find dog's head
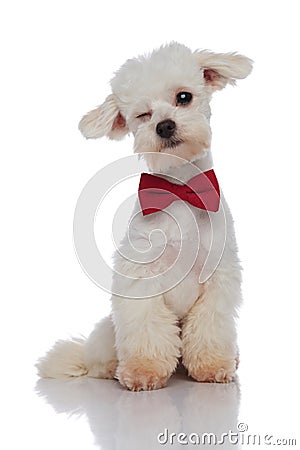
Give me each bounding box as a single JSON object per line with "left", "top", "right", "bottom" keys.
{"left": 79, "top": 43, "right": 252, "bottom": 171}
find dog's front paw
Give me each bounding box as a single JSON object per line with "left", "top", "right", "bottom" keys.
{"left": 117, "top": 358, "right": 171, "bottom": 391}
{"left": 186, "top": 358, "right": 237, "bottom": 383}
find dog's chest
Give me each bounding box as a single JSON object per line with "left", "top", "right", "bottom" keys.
{"left": 131, "top": 201, "right": 214, "bottom": 318}
{"left": 163, "top": 261, "right": 205, "bottom": 318}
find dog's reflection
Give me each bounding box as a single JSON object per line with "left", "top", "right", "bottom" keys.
{"left": 36, "top": 373, "right": 240, "bottom": 450}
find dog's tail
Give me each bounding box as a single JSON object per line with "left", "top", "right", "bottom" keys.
{"left": 36, "top": 337, "right": 88, "bottom": 378}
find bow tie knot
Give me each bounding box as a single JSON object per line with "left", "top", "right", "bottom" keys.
{"left": 138, "top": 169, "right": 220, "bottom": 216}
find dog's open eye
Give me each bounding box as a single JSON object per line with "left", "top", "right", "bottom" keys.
{"left": 136, "top": 112, "right": 152, "bottom": 121}
{"left": 176, "top": 92, "right": 193, "bottom": 106}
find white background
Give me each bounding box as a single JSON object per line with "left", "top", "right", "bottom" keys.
{"left": 1, "top": 1, "right": 299, "bottom": 449}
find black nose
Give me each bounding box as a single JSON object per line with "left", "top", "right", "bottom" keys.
{"left": 156, "top": 119, "right": 176, "bottom": 139}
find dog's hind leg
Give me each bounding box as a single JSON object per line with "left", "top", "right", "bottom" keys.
{"left": 83, "top": 315, "right": 118, "bottom": 379}
{"left": 36, "top": 315, "right": 117, "bottom": 379}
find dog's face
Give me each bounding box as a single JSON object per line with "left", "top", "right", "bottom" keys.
{"left": 79, "top": 43, "right": 252, "bottom": 171}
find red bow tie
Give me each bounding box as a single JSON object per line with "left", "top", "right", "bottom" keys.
{"left": 138, "top": 169, "right": 220, "bottom": 216}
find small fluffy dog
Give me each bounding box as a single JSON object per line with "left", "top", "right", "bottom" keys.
{"left": 37, "top": 43, "right": 252, "bottom": 391}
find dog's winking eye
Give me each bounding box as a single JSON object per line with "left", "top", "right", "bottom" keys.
{"left": 176, "top": 92, "right": 193, "bottom": 106}
{"left": 136, "top": 112, "right": 152, "bottom": 121}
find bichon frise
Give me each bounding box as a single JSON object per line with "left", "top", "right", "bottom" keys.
{"left": 37, "top": 43, "right": 252, "bottom": 391}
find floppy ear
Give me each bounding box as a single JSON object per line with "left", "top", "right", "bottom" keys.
{"left": 195, "top": 50, "right": 253, "bottom": 91}
{"left": 78, "top": 93, "right": 129, "bottom": 140}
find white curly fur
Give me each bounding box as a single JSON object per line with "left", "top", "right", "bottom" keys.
{"left": 37, "top": 42, "right": 252, "bottom": 391}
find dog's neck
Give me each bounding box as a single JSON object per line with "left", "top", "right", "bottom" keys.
{"left": 154, "top": 149, "right": 213, "bottom": 185}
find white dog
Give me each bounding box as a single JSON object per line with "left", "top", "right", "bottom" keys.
{"left": 37, "top": 43, "right": 252, "bottom": 391}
